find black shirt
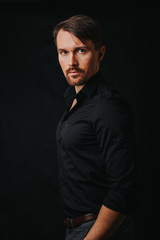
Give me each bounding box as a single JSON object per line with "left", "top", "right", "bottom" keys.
{"left": 56, "top": 72, "right": 137, "bottom": 218}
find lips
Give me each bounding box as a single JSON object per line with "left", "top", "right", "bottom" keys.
{"left": 68, "top": 71, "right": 80, "bottom": 76}
{"left": 67, "top": 68, "right": 84, "bottom": 74}
{"left": 69, "top": 71, "right": 78, "bottom": 73}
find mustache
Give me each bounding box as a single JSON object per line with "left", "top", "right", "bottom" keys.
{"left": 66, "top": 67, "right": 84, "bottom": 74}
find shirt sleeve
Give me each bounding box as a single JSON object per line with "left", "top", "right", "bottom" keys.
{"left": 91, "top": 95, "right": 137, "bottom": 214}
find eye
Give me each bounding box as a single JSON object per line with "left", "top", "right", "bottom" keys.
{"left": 59, "top": 50, "right": 67, "bottom": 55}
{"left": 78, "top": 48, "right": 86, "bottom": 54}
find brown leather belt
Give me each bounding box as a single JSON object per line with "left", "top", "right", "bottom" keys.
{"left": 64, "top": 213, "right": 98, "bottom": 229}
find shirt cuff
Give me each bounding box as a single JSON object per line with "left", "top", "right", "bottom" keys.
{"left": 103, "top": 188, "right": 138, "bottom": 214}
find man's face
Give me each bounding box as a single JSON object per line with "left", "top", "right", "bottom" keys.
{"left": 56, "top": 29, "right": 105, "bottom": 92}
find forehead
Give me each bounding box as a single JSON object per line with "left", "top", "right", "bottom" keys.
{"left": 56, "top": 29, "right": 94, "bottom": 50}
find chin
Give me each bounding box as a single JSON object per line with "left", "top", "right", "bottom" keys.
{"left": 67, "top": 76, "right": 86, "bottom": 86}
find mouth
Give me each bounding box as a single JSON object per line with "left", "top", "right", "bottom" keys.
{"left": 68, "top": 71, "right": 80, "bottom": 76}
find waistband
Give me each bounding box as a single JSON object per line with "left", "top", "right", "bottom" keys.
{"left": 64, "top": 213, "right": 98, "bottom": 229}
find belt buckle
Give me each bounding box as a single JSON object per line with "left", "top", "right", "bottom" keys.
{"left": 70, "top": 218, "right": 74, "bottom": 229}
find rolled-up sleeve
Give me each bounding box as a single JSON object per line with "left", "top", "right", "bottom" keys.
{"left": 92, "top": 96, "right": 137, "bottom": 214}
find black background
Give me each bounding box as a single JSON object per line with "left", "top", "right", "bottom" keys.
{"left": 0, "top": 2, "right": 158, "bottom": 239}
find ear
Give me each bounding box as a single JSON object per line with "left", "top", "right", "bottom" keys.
{"left": 98, "top": 45, "right": 106, "bottom": 62}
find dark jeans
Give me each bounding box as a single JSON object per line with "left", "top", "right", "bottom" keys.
{"left": 65, "top": 216, "right": 135, "bottom": 240}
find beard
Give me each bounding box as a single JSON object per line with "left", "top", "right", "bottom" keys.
{"left": 66, "top": 75, "right": 87, "bottom": 86}
{"left": 65, "top": 67, "right": 88, "bottom": 86}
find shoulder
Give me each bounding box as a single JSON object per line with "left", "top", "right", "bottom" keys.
{"left": 91, "top": 80, "right": 133, "bottom": 128}
{"left": 94, "top": 79, "right": 130, "bottom": 114}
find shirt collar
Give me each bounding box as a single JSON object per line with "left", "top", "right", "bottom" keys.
{"left": 64, "top": 71, "right": 104, "bottom": 109}
{"left": 80, "top": 71, "right": 104, "bottom": 98}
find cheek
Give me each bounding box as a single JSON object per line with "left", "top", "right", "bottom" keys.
{"left": 81, "top": 55, "right": 98, "bottom": 71}
{"left": 80, "top": 56, "right": 93, "bottom": 69}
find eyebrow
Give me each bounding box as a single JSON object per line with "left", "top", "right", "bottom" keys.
{"left": 58, "top": 46, "right": 90, "bottom": 52}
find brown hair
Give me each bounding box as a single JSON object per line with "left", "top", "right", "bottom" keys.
{"left": 53, "top": 15, "right": 104, "bottom": 50}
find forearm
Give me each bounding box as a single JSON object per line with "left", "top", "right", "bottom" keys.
{"left": 84, "top": 205, "right": 126, "bottom": 240}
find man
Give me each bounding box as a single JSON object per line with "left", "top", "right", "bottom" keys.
{"left": 53, "top": 15, "right": 137, "bottom": 240}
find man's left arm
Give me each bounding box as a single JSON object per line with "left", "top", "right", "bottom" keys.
{"left": 86, "top": 97, "right": 137, "bottom": 239}
{"left": 84, "top": 204, "right": 126, "bottom": 240}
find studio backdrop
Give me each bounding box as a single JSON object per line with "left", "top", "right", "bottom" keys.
{"left": 0, "top": 4, "right": 156, "bottom": 240}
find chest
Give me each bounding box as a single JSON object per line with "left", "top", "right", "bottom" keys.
{"left": 56, "top": 102, "right": 97, "bottom": 150}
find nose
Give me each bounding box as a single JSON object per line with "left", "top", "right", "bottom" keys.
{"left": 68, "top": 53, "right": 78, "bottom": 66}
